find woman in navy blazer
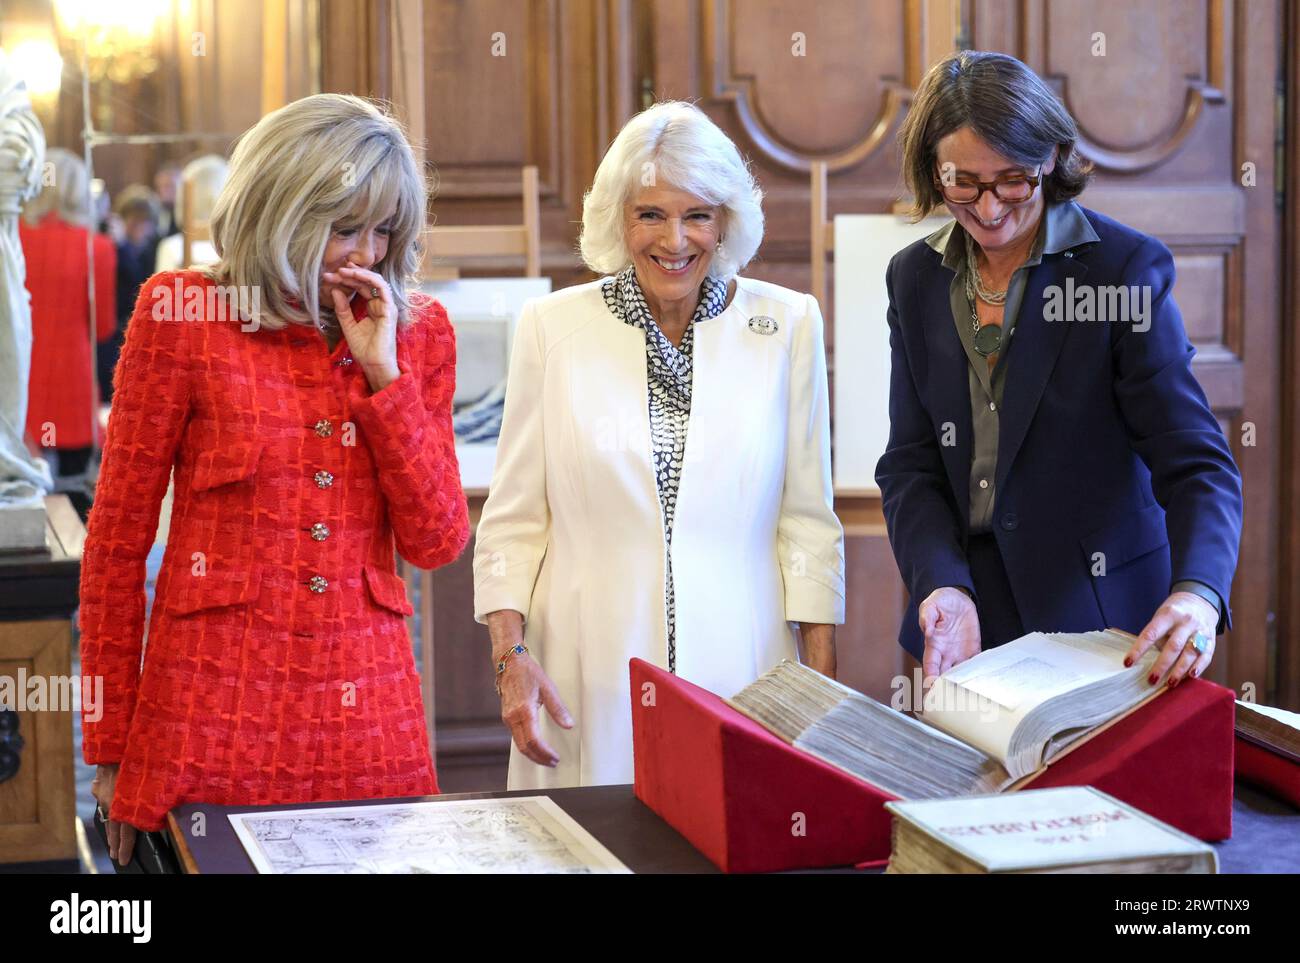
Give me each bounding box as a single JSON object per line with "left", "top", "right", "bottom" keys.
{"left": 875, "top": 51, "right": 1242, "bottom": 692}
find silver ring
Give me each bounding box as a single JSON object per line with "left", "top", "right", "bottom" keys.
{"left": 1191, "top": 632, "right": 1211, "bottom": 654}
{"left": 370, "top": 286, "right": 380, "bottom": 298}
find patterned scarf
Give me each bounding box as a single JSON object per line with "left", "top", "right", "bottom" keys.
{"left": 601, "top": 265, "right": 728, "bottom": 673}
{"left": 602, "top": 265, "right": 726, "bottom": 413}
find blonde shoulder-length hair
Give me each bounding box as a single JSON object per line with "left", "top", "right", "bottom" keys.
{"left": 208, "top": 93, "right": 427, "bottom": 330}
{"left": 579, "top": 101, "right": 764, "bottom": 280}
{"left": 22, "top": 148, "right": 90, "bottom": 228}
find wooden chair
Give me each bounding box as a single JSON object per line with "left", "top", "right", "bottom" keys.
{"left": 422, "top": 165, "right": 541, "bottom": 279}
{"left": 811, "top": 162, "right": 917, "bottom": 312}
{"left": 810, "top": 160, "right": 834, "bottom": 315}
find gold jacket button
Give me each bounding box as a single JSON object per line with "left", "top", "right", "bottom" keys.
{"left": 313, "top": 419, "right": 333, "bottom": 438}
{"left": 308, "top": 575, "right": 328, "bottom": 593}
{"left": 314, "top": 470, "right": 334, "bottom": 489}
{"left": 310, "top": 522, "right": 330, "bottom": 541}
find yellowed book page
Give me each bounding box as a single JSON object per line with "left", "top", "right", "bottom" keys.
{"left": 921, "top": 630, "right": 1140, "bottom": 765}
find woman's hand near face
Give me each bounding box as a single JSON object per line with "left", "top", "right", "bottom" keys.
{"left": 918, "top": 586, "right": 982, "bottom": 690}
{"left": 91, "top": 763, "right": 140, "bottom": 867}
{"left": 486, "top": 610, "right": 574, "bottom": 767}
{"left": 323, "top": 264, "right": 399, "bottom": 391}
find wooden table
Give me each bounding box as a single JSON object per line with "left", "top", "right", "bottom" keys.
{"left": 167, "top": 780, "right": 1300, "bottom": 874}
{"left": 168, "top": 785, "right": 720, "bottom": 874}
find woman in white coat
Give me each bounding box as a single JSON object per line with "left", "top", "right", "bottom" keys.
{"left": 473, "top": 101, "right": 845, "bottom": 790}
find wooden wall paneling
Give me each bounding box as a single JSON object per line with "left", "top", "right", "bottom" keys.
{"left": 1277, "top": 0, "right": 1300, "bottom": 711}
{"left": 1218, "top": 0, "right": 1280, "bottom": 704}
{"left": 210, "top": 0, "right": 270, "bottom": 142}
{"left": 321, "top": 0, "right": 390, "bottom": 100}
{"left": 262, "top": 0, "right": 321, "bottom": 115}
{"left": 698, "top": 0, "right": 911, "bottom": 174}
{"left": 176, "top": 0, "right": 214, "bottom": 141}
{"left": 291, "top": 0, "right": 323, "bottom": 104}
{"left": 389, "top": 0, "right": 426, "bottom": 172}
{"left": 597, "top": 0, "right": 639, "bottom": 145}
{"left": 650, "top": 0, "right": 945, "bottom": 301}
{"left": 418, "top": 0, "right": 634, "bottom": 289}
{"left": 262, "top": 0, "right": 291, "bottom": 114}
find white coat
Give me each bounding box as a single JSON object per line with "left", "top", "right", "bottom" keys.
{"left": 472, "top": 276, "right": 845, "bottom": 789}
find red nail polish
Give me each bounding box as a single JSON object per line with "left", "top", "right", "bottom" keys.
{"left": 1123, "top": 657, "right": 1132, "bottom": 667}
{"left": 1148, "top": 673, "right": 1157, "bottom": 685}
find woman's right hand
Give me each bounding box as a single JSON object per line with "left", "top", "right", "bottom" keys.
{"left": 497, "top": 651, "right": 575, "bottom": 767}
{"left": 918, "top": 586, "right": 982, "bottom": 692}
{"left": 486, "top": 610, "right": 574, "bottom": 767}
{"left": 90, "top": 763, "right": 138, "bottom": 867}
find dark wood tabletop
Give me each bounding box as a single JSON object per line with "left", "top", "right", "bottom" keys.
{"left": 0, "top": 494, "right": 84, "bottom": 619}
{"left": 167, "top": 784, "right": 721, "bottom": 874}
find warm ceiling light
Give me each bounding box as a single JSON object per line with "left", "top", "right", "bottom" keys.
{"left": 7, "top": 39, "right": 64, "bottom": 97}
{"left": 51, "top": 0, "right": 170, "bottom": 85}
{"left": 52, "top": 1, "right": 171, "bottom": 42}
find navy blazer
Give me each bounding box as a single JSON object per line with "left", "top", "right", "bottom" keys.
{"left": 875, "top": 206, "right": 1243, "bottom": 661}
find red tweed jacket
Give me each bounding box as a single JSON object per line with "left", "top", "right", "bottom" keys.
{"left": 79, "top": 270, "right": 469, "bottom": 830}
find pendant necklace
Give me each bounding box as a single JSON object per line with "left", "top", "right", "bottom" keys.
{"left": 964, "top": 231, "right": 1008, "bottom": 358}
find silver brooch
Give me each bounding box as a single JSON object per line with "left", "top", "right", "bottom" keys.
{"left": 748, "top": 315, "right": 778, "bottom": 336}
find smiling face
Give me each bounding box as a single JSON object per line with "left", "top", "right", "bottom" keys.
{"left": 319, "top": 210, "right": 393, "bottom": 308}
{"left": 625, "top": 184, "right": 722, "bottom": 311}
{"left": 934, "top": 126, "right": 1054, "bottom": 257}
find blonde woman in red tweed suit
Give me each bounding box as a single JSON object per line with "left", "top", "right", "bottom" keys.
{"left": 80, "top": 94, "right": 468, "bottom": 866}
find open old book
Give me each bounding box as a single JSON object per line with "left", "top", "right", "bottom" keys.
{"left": 727, "top": 629, "right": 1163, "bottom": 800}
{"left": 1234, "top": 699, "right": 1300, "bottom": 763}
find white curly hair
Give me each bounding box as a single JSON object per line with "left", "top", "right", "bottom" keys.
{"left": 579, "top": 101, "right": 764, "bottom": 280}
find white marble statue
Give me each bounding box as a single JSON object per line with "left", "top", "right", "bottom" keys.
{"left": 0, "top": 47, "right": 53, "bottom": 513}
{"left": 0, "top": 50, "right": 53, "bottom": 548}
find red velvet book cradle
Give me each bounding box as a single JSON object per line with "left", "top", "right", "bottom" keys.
{"left": 630, "top": 658, "right": 1235, "bottom": 873}
{"left": 1234, "top": 735, "right": 1300, "bottom": 807}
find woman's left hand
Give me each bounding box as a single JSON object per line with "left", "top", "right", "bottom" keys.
{"left": 323, "top": 264, "right": 400, "bottom": 392}
{"left": 1124, "top": 591, "right": 1219, "bottom": 688}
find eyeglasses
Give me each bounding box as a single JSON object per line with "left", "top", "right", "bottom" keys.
{"left": 934, "top": 166, "right": 1042, "bottom": 204}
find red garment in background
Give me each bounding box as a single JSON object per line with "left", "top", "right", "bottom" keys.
{"left": 20, "top": 214, "right": 117, "bottom": 450}
{"left": 79, "top": 270, "right": 469, "bottom": 830}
